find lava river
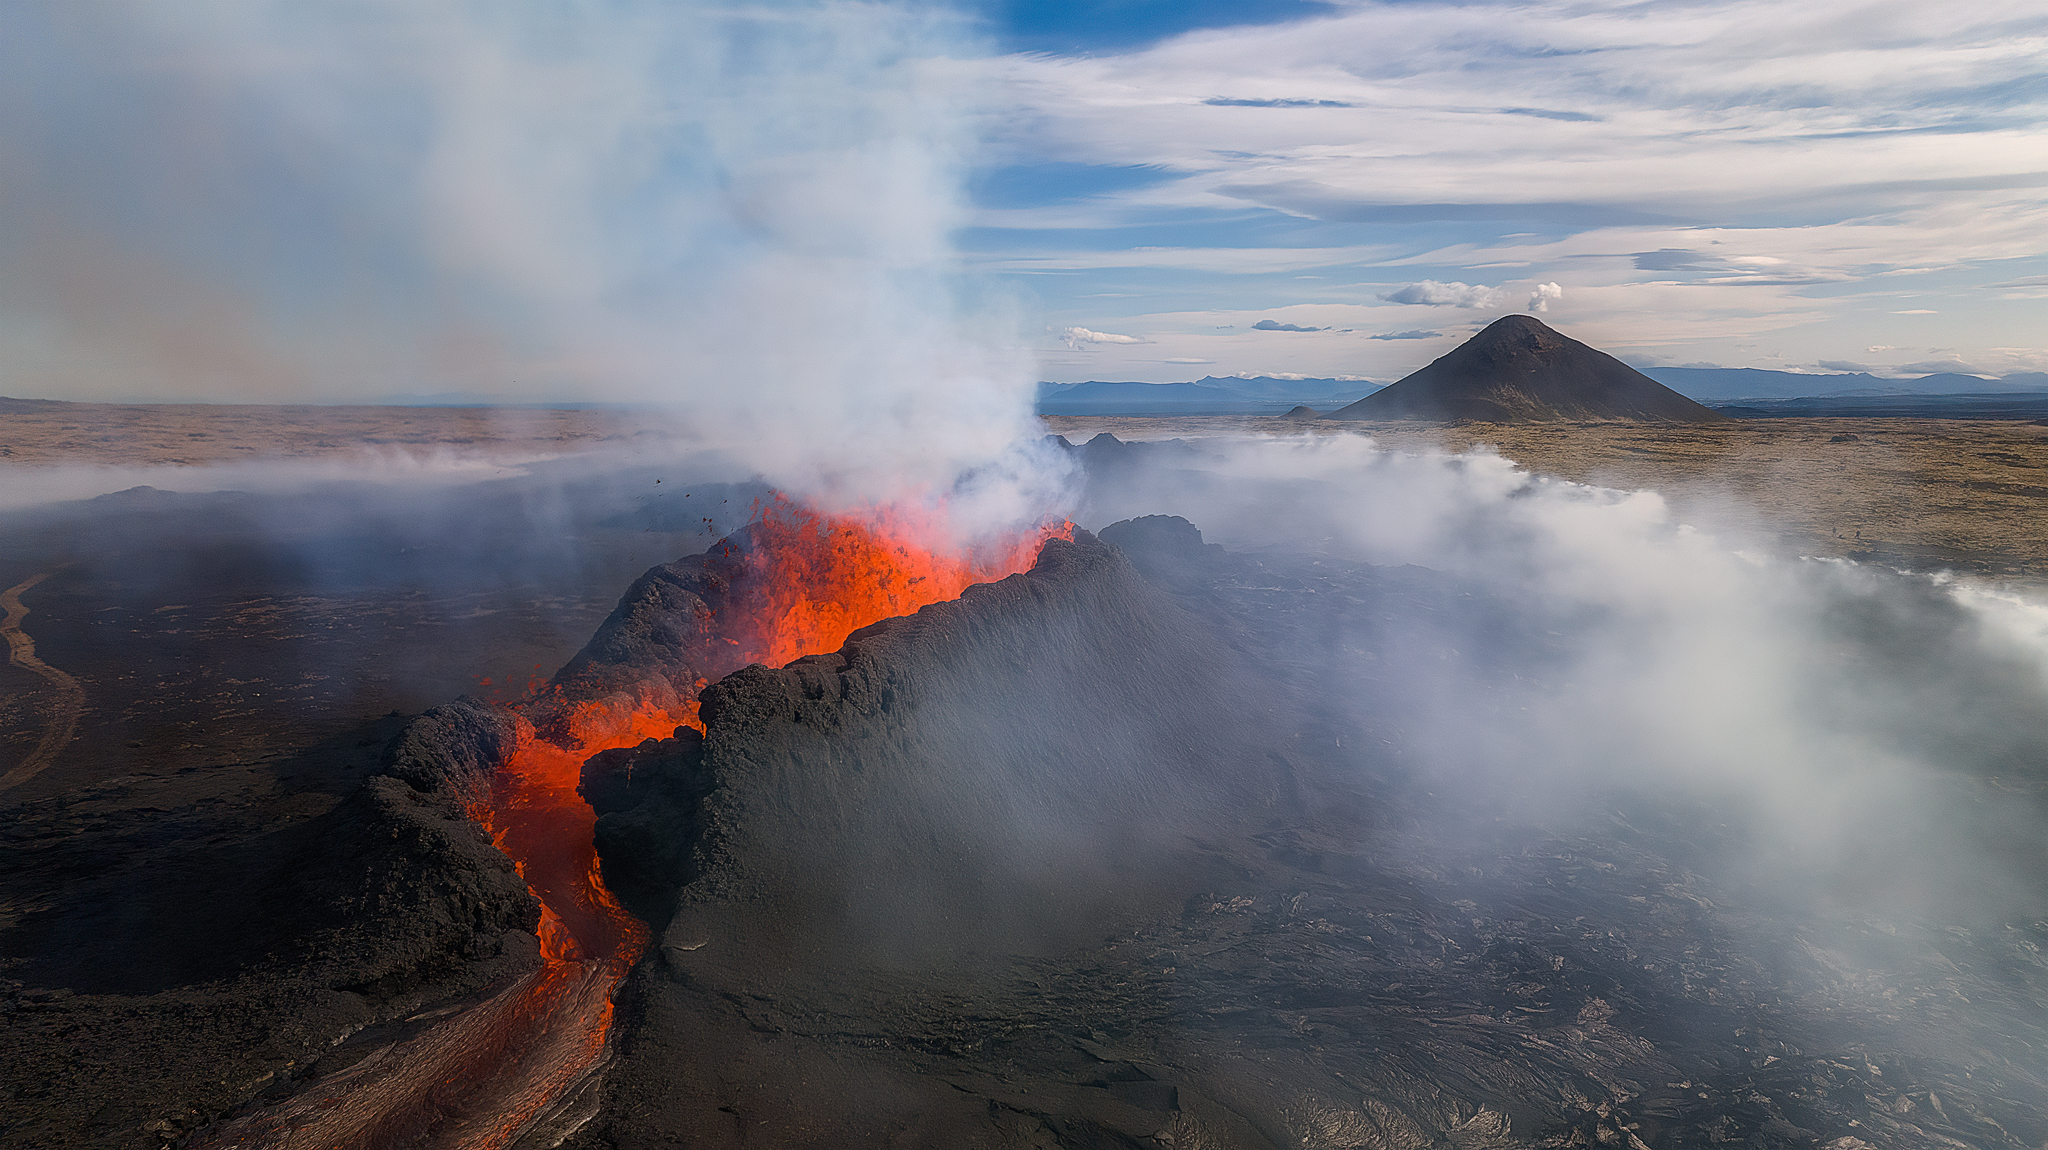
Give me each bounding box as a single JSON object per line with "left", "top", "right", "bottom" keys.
{"left": 194, "top": 499, "right": 1069, "bottom": 1149}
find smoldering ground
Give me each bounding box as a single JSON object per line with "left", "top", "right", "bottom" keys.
{"left": 540, "top": 431, "right": 2048, "bottom": 1146}
{"left": 7, "top": 426, "right": 2047, "bottom": 1147}
{"left": 1069, "top": 432, "right": 2048, "bottom": 927}
{"left": 0, "top": 447, "right": 771, "bottom": 795}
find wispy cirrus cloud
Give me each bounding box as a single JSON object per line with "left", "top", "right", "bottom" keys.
{"left": 990, "top": 2, "right": 2048, "bottom": 226}
{"left": 979, "top": 244, "right": 1398, "bottom": 273}
{"left": 1203, "top": 97, "right": 1355, "bottom": 108}
{"left": 980, "top": 0, "right": 2048, "bottom": 380}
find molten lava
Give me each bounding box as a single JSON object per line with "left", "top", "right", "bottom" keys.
{"left": 457, "top": 499, "right": 1071, "bottom": 1144}
{"left": 723, "top": 497, "right": 1074, "bottom": 669}
{"left": 191, "top": 500, "right": 1068, "bottom": 1148}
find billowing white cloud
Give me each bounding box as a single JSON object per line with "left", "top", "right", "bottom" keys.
{"left": 1380, "top": 281, "right": 1505, "bottom": 308}
{"left": 1061, "top": 326, "right": 1152, "bottom": 348}
{"left": 1527, "top": 282, "right": 1563, "bottom": 313}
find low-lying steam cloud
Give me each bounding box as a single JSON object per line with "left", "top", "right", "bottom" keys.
{"left": 1075, "top": 433, "right": 2048, "bottom": 925}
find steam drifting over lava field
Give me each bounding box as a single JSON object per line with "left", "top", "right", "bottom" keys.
{"left": 6, "top": 2, "right": 2048, "bottom": 1145}
{"left": 3, "top": 425, "right": 2047, "bottom": 1149}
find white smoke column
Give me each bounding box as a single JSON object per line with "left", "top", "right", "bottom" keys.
{"left": 1527, "top": 282, "right": 1563, "bottom": 312}
{"left": 0, "top": 2, "right": 1068, "bottom": 539}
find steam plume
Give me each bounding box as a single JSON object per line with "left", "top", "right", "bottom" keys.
{"left": 1079, "top": 433, "right": 2048, "bottom": 924}
{"left": 0, "top": 1, "right": 1066, "bottom": 537}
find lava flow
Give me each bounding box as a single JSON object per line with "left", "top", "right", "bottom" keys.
{"left": 721, "top": 496, "right": 1073, "bottom": 669}
{"left": 197, "top": 499, "right": 1068, "bottom": 1148}
{"left": 463, "top": 498, "right": 1071, "bottom": 1143}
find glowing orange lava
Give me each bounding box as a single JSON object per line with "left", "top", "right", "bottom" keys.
{"left": 458, "top": 498, "right": 1071, "bottom": 1144}
{"left": 191, "top": 502, "right": 1069, "bottom": 1148}
{"left": 724, "top": 496, "right": 1074, "bottom": 669}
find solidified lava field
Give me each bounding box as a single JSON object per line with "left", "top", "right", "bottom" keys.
{"left": 4, "top": 428, "right": 2048, "bottom": 1149}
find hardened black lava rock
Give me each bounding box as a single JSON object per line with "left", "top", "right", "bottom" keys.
{"left": 568, "top": 519, "right": 2048, "bottom": 1150}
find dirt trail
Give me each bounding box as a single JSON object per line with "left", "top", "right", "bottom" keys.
{"left": 1, "top": 572, "right": 84, "bottom": 790}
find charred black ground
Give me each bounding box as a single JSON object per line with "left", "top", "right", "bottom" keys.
{"left": 0, "top": 465, "right": 746, "bottom": 1148}
{"left": 5, "top": 441, "right": 2047, "bottom": 1149}
{"left": 558, "top": 504, "right": 2048, "bottom": 1148}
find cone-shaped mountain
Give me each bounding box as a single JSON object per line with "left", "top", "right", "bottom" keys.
{"left": 1325, "top": 314, "right": 1727, "bottom": 422}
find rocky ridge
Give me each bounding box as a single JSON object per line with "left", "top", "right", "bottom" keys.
{"left": 559, "top": 515, "right": 2048, "bottom": 1149}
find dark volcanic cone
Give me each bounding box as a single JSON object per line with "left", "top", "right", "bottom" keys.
{"left": 564, "top": 516, "right": 2048, "bottom": 1149}
{"left": 1325, "top": 314, "right": 1726, "bottom": 422}
{"left": 582, "top": 528, "right": 1281, "bottom": 953}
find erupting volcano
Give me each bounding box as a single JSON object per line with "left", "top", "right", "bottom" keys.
{"left": 192, "top": 498, "right": 1072, "bottom": 1148}
{"left": 16, "top": 453, "right": 2048, "bottom": 1150}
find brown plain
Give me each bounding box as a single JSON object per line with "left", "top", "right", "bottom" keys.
{"left": 4, "top": 401, "right": 2044, "bottom": 576}
{"left": 0, "top": 399, "right": 653, "bottom": 467}
{"left": 1045, "top": 415, "right": 2048, "bottom": 579}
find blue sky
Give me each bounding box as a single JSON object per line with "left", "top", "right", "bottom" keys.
{"left": 1, "top": 1, "right": 2043, "bottom": 401}
{"left": 964, "top": 0, "right": 2048, "bottom": 382}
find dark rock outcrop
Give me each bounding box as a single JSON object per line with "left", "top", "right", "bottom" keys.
{"left": 0, "top": 703, "right": 542, "bottom": 1149}
{"left": 592, "top": 529, "right": 1283, "bottom": 963}
{"left": 380, "top": 695, "right": 520, "bottom": 798}
{"left": 1325, "top": 314, "right": 1726, "bottom": 422}
{"left": 579, "top": 526, "right": 1330, "bottom": 1145}
{"left": 290, "top": 699, "right": 540, "bottom": 995}
{"left": 540, "top": 522, "right": 812, "bottom": 736}
{"left": 543, "top": 547, "right": 740, "bottom": 729}
{"left": 566, "top": 515, "right": 2048, "bottom": 1150}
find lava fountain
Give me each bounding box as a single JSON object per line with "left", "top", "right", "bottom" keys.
{"left": 194, "top": 498, "right": 1070, "bottom": 1149}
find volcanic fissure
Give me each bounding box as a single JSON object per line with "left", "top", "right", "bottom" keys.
{"left": 241, "top": 498, "right": 1074, "bottom": 1146}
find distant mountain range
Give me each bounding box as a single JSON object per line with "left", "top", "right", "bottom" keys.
{"left": 1036, "top": 367, "right": 2048, "bottom": 416}
{"left": 1639, "top": 367, "right": 2048, "bottom": 400}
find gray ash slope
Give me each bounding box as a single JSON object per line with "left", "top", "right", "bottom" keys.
{"left": 1327, "top": 315, "right": 1726, "bottom": 422}
{"left": 567, "top": 510, "right": 2048, "bottom": 1148}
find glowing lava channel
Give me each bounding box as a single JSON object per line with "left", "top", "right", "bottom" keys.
{"left": 462, "top": 499, "right": 1071, "bottom": 1142}
{"left": 191, "top": 501, "right": 1067, "bottom": 1149}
